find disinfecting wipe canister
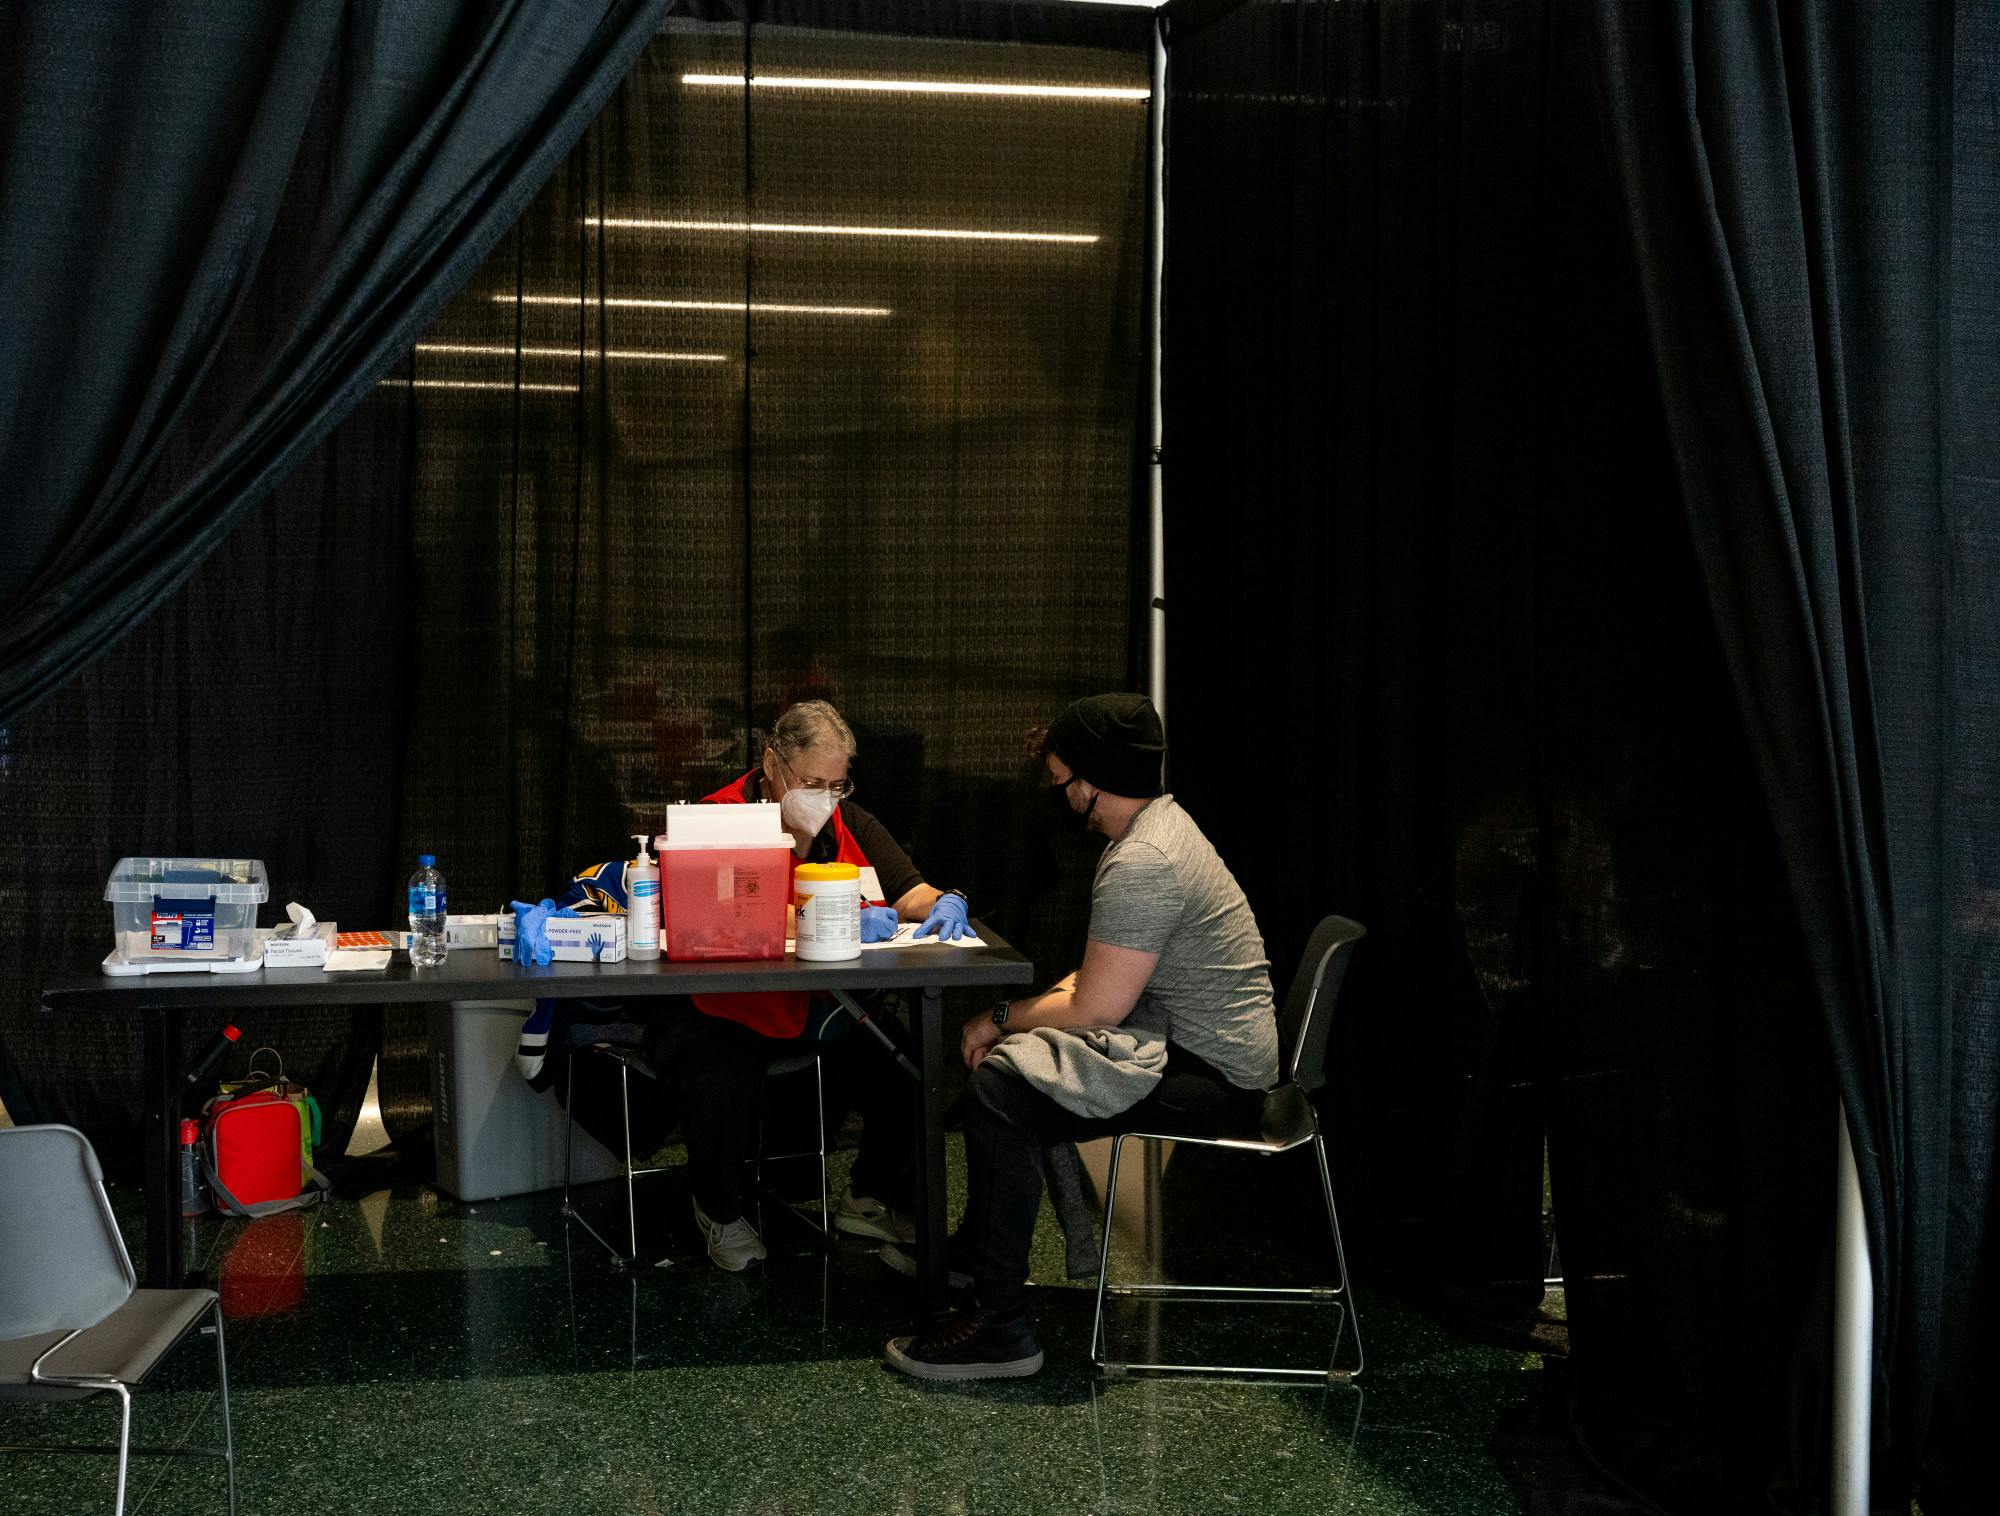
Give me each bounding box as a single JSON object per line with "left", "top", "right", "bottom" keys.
{"left": 793, "top": 862, "right": 862, "bottom": 962}
{"left": 628, "top": 834, "right": 661, "bottom": 961}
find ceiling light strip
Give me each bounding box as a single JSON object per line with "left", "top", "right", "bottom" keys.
{"left": 681, "top": 72, "right": 1148, "bottom": 101}
{"left": 380, "top": 378, "right": 581, "bottom": 393}
{"left": 494, "top": 295, "right": 892, "bottom": 316}
{"left": 414, "top": 342, "right": 727, "bottom": 362}
{"left": 584, "top": 217, "right": 1099, "bottom": 245}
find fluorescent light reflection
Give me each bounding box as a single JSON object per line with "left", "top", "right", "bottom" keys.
{"left": 682, "top": 73, "right": 1148, "bottom": 101}
{"left": 495, "top": 295, "right": 891, "bottom": 317}
{"left": 380, "top": 379, "right": 581, "bottom": 393}
{"left": 414, "top": 342, "right": 726, "bottom": 363}
{"left": 585, "top": 217, "right": 1098, "bottom": 245}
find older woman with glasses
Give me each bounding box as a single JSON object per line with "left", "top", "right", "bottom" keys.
{"left": 597, "top": 700, "right": 967, "bottom": 1271}
{"left": 712, "top": 699, "right": 970, "bottom": 945}
{"left": 644, "top": 700, "right": 970, "bottom": 1268}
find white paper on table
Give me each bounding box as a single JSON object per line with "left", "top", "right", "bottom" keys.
{"left": 857, "top": 921, "right": 985, "bottom": 951}
{"left": 324, "top": 948, "right": 392, "bottom": 973}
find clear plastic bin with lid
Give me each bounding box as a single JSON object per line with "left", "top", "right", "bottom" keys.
{"left": 104, "top": 857, "right": 269, "bottom": 969}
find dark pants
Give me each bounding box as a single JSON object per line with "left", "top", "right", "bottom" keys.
{"left": 961, "top": 1043, "right": 1263, "bottom": 1316}
{"left": 558, "top": 995, "right": 912, "bottom": 1223}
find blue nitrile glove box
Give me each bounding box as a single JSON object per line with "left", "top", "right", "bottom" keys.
{"left": 495, "top": 911, "right": 627, "bottom": 963}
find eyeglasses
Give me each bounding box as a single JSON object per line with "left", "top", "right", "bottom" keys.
{"left": 777, "top": 751, "right": 855, "bottom": 799}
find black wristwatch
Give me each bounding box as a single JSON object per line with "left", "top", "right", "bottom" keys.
{"left": 991, "top": 999, "right": 1012, "bottom": 1029}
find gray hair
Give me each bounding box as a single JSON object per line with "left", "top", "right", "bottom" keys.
{"left": 769, "top": 700, "right": 856, "bottom": 764}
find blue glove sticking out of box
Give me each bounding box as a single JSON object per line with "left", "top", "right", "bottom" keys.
{"left": 859, "top": 904, "right": 900, "bottom": 943}
{"left": 912, "top": 891, "right": 971, "bottom": 942}
{"left": 509, "top": 899, "right": 579, "bottom": 966}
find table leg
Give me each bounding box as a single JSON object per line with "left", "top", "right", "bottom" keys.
{"left": 913, "top": 984, "right": 949, "bottom": 1319}
{"left": 142, "top": 1009, "right": 184, "bottom": 1288}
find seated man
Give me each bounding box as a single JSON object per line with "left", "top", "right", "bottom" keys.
{"left": 882, "top": 693, "right": 1279, "bottom": 1380}
{"left": 522, "top": 699, "right": 971, "bottom": 1271}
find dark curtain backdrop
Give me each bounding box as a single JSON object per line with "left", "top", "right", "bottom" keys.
{"left": 3, "top": 7, "right": 1150, "bottom": 1166}
{"left": 0, "top": 0, "right": 674, "bottom": 726}
{"left": 1593, "top": 4, "right": 2000, "bottom": 1511}
{"left": 1165, "top": 1, "right": 1849, "bottom": 1512}
{"left": 371, "top": 15, "right": 1151, "bottom": 1132}
{"left": 0, "top": 0, "right": 674, "bottom": 1161}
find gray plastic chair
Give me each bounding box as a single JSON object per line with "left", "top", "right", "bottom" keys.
{"left": 0, "top": 1124, "right": 235, "bottom": 1515}
{"left": 1090, "top": 915, "right": 1368, "bottom": 1383}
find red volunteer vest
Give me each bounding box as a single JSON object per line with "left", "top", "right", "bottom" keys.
{"left": 689, "top": 771, "right": 882, "bottom": 1037}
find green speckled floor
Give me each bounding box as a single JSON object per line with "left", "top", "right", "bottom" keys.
{"left": 0, "top": 1139, "right": 1542, "bottom": 1515}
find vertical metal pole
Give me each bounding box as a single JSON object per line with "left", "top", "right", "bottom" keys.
{"left": 143, "top": 1009, "right": 183, "bottom": 1288}
{"left": 1143, "top": 1138, "right": 1165, "bottom": 1362}
{"left": 1832, "top": 1101, "right": 1872, "bottom": 1516}
{"left": 1145, "top": 16, "right": 1168, "bottom": 719}
{"left": 913, "top": 984, "right": 949, "bottom": 1319}
{"left": 740, "top": 13, "right": 757, "bottom": 764}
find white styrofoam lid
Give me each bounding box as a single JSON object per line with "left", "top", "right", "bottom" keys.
{"left": 656, "top": 800, "right": 790, "bottom": 849}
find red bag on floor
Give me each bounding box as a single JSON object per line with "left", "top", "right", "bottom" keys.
{"left": 201, "top": 1049, "right": 331, "bottom": 1215}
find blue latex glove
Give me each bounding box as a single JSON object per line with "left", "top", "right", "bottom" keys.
{"left": 860, "top": 904, "right": 900, "bottom": 943}
{"left": 912, "top": 892, "right": 971, "bottom": 942}
{"left": 510, "top": 898, "right": 557, "bottom": 967}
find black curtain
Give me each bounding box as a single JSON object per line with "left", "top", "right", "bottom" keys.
{"left": 3, "top": 5, "right": 1151, "bottom": 1162}
{"left": 0, "top": 0, "right": 675, "bottom": 1158}
{"left": 0, "top": 0, "right": 674, "bottom": 727}
{"left": 1593, "top": 4, "right": 2000, "bottom": 1510}
{"left": 1165, "top": 1, "right": 1851, "bottom": 1511}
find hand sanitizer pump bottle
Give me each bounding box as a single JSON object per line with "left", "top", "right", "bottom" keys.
{"left": 628, "top": 833, "right": 661, "bottom": 961}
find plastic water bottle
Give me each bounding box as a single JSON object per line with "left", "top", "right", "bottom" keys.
{"left": 408, "top": 853, "right": 449, "bottom": 967}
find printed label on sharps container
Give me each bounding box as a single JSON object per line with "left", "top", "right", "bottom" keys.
{"left": 151, "top": 898, "right": 216, "bottom": 951}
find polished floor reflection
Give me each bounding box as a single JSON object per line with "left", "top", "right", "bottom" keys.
{"left": 0, "top": 1140, "right": 1540, "bottom": 1515}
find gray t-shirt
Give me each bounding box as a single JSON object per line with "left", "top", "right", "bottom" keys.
{"left": 1088, "top": 795, "right": 1279, "bottom": 1090}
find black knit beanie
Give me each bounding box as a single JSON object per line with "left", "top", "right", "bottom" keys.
{"left": 1047, "top": 693, "right": 1166, "bottom": 799}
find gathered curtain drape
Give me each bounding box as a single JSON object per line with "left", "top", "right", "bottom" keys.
{"left": 1592, "top": 2, "right": 1998, "bottom": 1507}
{"left": 0, "top": 0, "right": 676, "bottom": 727}
{"left": 0, "top": 0, "right": 672, "bottom": 1157}
{"left": 1167, "top": 0, "right": 1995, "bottom": 1511}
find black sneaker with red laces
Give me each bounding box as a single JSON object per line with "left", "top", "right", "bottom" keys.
{"left": 884, "top": 1308, "right": 1045, "bottom": 1381}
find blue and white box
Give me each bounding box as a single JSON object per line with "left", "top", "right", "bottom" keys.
{"left": 495, "top": 911, "right": 627, "bottom": 964}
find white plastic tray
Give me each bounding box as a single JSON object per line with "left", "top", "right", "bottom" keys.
{"left": 101, "top": 947, "right": 265, "bottom": 977}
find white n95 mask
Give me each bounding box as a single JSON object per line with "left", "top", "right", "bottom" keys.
{"left": 781, "top": 784, "right": 839, "bottom": 837}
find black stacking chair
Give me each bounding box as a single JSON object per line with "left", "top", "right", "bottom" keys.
{"left": 1090, "top": 915, "right": 1367, "bottom": 1382}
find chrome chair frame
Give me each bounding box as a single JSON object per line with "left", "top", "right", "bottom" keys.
{"left": 561, "top": 1042, "right": 827, "bottom": 1267}
{"left": 1090, "top": 916, "right": 1368, "bottom": 1384}
{"left": 0, "top": 1125, "right": 236, "bottom": 1516}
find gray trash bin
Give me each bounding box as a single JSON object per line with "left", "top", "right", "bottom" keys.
{"left": 429, "top": 1000, "right": 622, "bottom": 1201}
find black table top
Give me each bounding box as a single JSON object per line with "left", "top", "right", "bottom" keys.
{"left": 43, "top": 923, "right": 1033, "bottom": 1012}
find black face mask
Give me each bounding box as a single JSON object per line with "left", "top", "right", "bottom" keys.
{"left": 1049, "top": 777, "right": 1096, "bottom": 828}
